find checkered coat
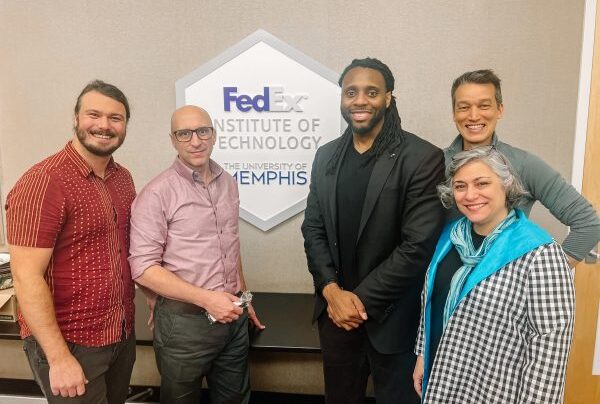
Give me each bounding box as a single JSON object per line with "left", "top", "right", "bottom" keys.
{"left": 416, "top": 240, "right": 575, "bottom": 403}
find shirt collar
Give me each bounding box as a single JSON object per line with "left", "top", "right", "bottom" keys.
{"left": 64, "top": 140, "right": 118, "bottom": 178}
{"left": 172, "top": 157, "right": 223, "bottom": 185}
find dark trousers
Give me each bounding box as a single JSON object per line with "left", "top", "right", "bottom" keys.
{"left": 154, "top": 296, "right": 250, "bottom": 404}
{"left": 23, "top": 334, "right": 136, "bottom": 404}
{"left": 318, "top": 314, "right": 419, "bottom": 404}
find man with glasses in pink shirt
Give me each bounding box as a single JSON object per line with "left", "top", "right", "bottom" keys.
{"left": 129, "top": 105, "right": 263, "bottom": 404}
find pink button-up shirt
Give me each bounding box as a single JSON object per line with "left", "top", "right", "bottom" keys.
{"left": 129, "top": 158, "right": 240, "bottom": 293}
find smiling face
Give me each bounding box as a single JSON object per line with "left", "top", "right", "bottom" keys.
{"left": 452, "top": 160, "right": 509, "bottom": 235}
{"left": 453, "top": 83, "right": 504, "bottom": 150}
{"left": 73, "top": 91, "right": 127, "bottom": 157}
{"left": 170, "top": 106, "right": 215, "bottom": 172}
{"left": 340, "top": 67, "right": 392, "bottom": 141}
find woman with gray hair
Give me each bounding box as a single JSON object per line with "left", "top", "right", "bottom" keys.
{"left": 412, "top": 146, "right": 575, "bottom": 403}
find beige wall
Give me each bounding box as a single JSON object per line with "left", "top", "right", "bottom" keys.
{"left": 0, "top": 0, "right": 586, "bottom": 393}
{"left": 0, "top": 0, "right": 586, "bottom": 292}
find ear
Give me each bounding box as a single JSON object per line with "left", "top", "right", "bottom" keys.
{"left": 386, "top": 91, "right": 392, "bottom": 108}
{"left": 497, "top": 103, "right": 504, "bottom": 119}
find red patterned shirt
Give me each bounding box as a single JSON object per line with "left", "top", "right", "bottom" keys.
{"left": 5, "top": 141, "right": 136, "bottom": 347}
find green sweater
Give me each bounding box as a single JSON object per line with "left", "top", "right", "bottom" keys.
{"left": 445, "top": 134, "right": 600, "bottom": 261}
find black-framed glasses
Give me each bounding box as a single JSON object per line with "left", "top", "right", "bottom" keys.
{"left": 172, "top": 126, "right": 214, "bottom": 142}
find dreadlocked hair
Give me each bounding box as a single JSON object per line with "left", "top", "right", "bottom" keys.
{"left": 326, "top": 58, "right": 404, "bottom": 174}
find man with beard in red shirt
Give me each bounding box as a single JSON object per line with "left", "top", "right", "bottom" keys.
{"left": 6, "top": 80, "right": 136, "bottom": 403}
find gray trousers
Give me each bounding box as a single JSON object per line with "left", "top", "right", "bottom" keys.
{"left": 154, "top": 297, "right": 250, "bottom": 404}
{"left": 23, "top": 334, "right": 136, "bottom": 404}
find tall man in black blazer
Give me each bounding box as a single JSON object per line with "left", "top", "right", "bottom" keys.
{"left": 302, "top": 58, "right": 445, "bottom": 404}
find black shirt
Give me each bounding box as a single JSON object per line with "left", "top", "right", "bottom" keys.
{"left": 336, "top": 145, "right": 376, "bottom": 291}
{"left": 428, "top": 228, "right": 485, "bottom": 372}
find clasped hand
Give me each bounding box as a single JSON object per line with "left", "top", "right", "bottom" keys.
{"left": 323, "top": 283, "right": 368, "bottom": 331}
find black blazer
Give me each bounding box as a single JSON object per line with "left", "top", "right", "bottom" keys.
{"left": 301, "top": 130, "right": 446, "bottom": 354}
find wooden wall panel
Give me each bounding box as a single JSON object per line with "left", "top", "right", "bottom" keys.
{"left": 564, "top": 4, "right": 600, "bottom": 403}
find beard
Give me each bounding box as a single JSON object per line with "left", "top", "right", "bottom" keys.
{"left": 74, "top": 122, "right": 125, "bottom": 157}
{"left": 341, "top": 106, "right": 386, "bottom": 137}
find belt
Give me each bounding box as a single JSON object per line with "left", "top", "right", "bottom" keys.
{"left": 158, "top": 292, "right": 243, "bottom": 315}
{"left": 158, "top": 296, "right": 207, "bottom": 315}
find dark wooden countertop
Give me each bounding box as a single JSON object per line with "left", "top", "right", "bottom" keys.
{"left": 0, "top": 290, "right": 321, "bottom": 353}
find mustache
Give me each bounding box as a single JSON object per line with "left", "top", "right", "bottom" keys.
{"left": 73, "top": 121, "right": 117, "bottom": 138}
{"left": 88, "top": 129, "right": 117, "bottom": 137}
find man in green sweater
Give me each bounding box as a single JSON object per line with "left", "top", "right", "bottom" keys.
{"left": 445, "top": 69, "right": 599, "bottom": 266}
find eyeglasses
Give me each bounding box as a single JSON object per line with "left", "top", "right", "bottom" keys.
{"left": 172, "top": 126, "right": 214, "bottom": 142}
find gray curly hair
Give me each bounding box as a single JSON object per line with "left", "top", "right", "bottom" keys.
{"left": 438, "top": 146, "right": 528, "bottom": 209}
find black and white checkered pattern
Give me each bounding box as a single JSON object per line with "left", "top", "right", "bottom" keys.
{"left": 416, "top": 242, "right": 575, "bottom": 403}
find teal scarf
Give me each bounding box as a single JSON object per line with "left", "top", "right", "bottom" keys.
{"left": 443, "top": 209, "right": 518, "bottom": 328}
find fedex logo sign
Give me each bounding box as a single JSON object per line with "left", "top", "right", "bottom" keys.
{"left": 224, "top": 86, "right": 307, "bottom": 112}
{"left": 176, "top": 30, "right": 342, "bottom": 231}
